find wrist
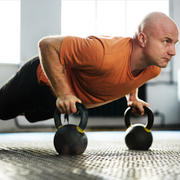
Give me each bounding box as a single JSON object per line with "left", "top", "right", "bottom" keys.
{"left": 56, "top": 91, "right": 73, "bottom": 99}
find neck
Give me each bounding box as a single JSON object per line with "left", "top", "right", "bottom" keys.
{"left": 131, "top": 69, "right": 143, "bottom": 77}
{"left": 130, "top": 38, "right": 148, "bottom": 77}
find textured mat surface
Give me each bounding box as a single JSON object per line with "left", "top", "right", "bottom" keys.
{"left": 0, "top": 131, "right": 180, "bottom": 180}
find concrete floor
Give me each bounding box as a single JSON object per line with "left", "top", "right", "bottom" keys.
{"left": 0, "top": 131, "right": 180, "bottom": 180}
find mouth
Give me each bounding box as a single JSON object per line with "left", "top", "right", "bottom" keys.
{"left": 163, "top": 58, "right": 171, "bottom": 62}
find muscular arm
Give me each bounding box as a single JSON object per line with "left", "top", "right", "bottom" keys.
{"left": 126, "top": 88, "right": 149, "bottom": 116}
{"left": 38, "top": 36, "right": 81, "bottom": 114}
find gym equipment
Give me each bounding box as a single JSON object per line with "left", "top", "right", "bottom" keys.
{"left": 124, "top": 106, "right": 154, "bottom": 150}
{"left": 53, "top": 102, "right": 88, "bottom": 155}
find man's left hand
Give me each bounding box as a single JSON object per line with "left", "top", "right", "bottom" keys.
{"left": 127, "top": 99, "right": 149, "bottom": 116}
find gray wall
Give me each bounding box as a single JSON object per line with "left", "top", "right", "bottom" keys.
{"left": 21, "top": 0, "right": 61, "bottom": 62}
{"left": 0, "top": 0, "right": 61, "bottom": 131}
{"left": 0, "top": 0, "right": 180, "bottom": 131}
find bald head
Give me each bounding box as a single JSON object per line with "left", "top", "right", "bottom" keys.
{"left": 136, "top": 12, "right": 178, "bottom": 37}
{"left": 131, "top": 12, "right": 179, "bottom": 70}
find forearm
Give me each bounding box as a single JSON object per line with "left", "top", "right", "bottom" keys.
{"left": 38, "top": 36, "right": 72, "bottom": 98}
{"left": 125, "top": 88, "right": 149, "bottom": 116}
{"left": 126, "top": 88, "right": 138, "bottom": 103}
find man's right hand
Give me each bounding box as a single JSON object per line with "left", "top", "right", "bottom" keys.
{"left": 56, "top": 95, "right": 82, "bottom": 114}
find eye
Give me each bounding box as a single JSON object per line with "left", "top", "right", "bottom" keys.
{"left": 164, "top": 40, "right": 168, "bottom": 44}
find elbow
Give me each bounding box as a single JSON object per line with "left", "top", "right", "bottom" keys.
{"left": 38, "top": 36, "right": 62, "bottom": 57}
{"left": 38, "top": 36, "right": 58, "bottom": 53}
{"left": 38, "top": 37, "right": 50, "bottom": 51}
{"left": 38, "top": 39, "right": 43, "bottom": 50}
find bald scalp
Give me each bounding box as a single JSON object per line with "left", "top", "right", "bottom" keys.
{"left": 136, "top": 12, "right": 177, "bottom": 37}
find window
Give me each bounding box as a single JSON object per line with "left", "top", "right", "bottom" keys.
{"left": 0, "top": 1, "right": 20, "bottom": 64}
{"left": 61, "top": 0, "right": 169, "bottom": 37}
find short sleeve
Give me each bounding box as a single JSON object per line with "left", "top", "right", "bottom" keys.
{"left": 60, "top": 36, "right": 104, "bottom": 72}
{"left": 150, "top": 66, "right": 161, "bottom": 78}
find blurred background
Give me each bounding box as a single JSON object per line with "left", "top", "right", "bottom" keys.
{"left": 0, "top": 0, "right": 179, "bottom": 132}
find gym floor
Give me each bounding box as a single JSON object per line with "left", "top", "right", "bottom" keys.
{"left": 0, "top": 130, "right": 180, "bottom": 180}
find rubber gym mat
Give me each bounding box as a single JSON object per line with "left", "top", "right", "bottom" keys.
{"left": 0, "top": 131, "right": 180, "bottom": 180}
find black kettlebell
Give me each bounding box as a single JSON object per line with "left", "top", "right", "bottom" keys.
{"left": 124, "top": 106, "right": 154, "bottom": 150}
{"left": 53, "top": 102, "right": 88, "bottom": 155}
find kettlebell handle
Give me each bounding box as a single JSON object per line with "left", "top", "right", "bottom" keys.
{"left": 54, "top": 102, "right": 88, "bottom": 130}
{"left": 124, "top": 106, "right": 154, "bottom": 130}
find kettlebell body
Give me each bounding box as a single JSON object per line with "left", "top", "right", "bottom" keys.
{"left": 54, "top": 125, "right": 88, "bottom": 155}
{"left": 125, "top": 124, "right": 153, "bottom": 150}
{"left": 124, "top": 106, "right": 154, "bottom": 150}
{"left": 53, "top": 102, "right": 88, "bottom": 155}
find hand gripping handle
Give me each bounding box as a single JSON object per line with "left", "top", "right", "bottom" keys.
{"left": 124, "top": 106, "right": 154, "bottom": 130}
{"left": 54, "top": 102, "right": 88, "bottom": 130}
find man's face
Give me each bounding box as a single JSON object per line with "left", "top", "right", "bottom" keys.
{"left": 144, "top": 22, "right": 179, "bottom": 68}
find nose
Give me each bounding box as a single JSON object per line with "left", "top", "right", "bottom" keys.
{"left": 168, "top": 44, "right": 176, "bottom": 57}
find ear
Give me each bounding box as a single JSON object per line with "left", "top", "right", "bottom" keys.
{"left": 138, "top": 32, "right": 147, "bottom": 48}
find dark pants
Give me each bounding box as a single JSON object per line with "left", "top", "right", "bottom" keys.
{"left": 0, "top": 56, "right": 56, "bottom": 122}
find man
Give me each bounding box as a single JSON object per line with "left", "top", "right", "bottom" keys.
{"left": 0, "top": 12, "right": 178, "bottom": 122}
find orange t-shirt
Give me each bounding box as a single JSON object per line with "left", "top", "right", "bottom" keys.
{"left": 37, "top": 36, "right": 161, "bottom": 107}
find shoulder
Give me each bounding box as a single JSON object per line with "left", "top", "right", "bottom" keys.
{"left": 147, "top": 65, "right": 161, "bottom": 77}
{"left": 61, "top": 35, "right": 104, "bottom": 53}
{"left": 87, "top": 36, "right": 132, "bottom": 54}
{"left": 60, "top": 36, "right": 104, "bottom": 71}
